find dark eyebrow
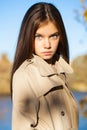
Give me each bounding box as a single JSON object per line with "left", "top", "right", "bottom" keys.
{"left": 49, "top": 32, "right": 60, "bottom": 37}
{"left": 35, "top": 32, "right": 60, "bottom": 37}
{"left": 35, "top": 33, "right": 42, "bottom": 36}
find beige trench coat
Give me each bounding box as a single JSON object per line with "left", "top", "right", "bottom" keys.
{"left": 12, "top": 55, "right": 79, "bottom": 130}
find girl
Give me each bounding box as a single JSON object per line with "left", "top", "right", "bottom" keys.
{"left": 11, "top": 2, "right": 79, "bottom": 130}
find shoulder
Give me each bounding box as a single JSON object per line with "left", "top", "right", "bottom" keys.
{"left": 12, "top": 60, "right": 35, "bottom": 95}
{"left": 13, "top": 60, "right": 32, "bottom": 82}
{"left": 14, "top": 59, "right": 34, "bottom": 75}
{"left": 13, "top": 57, "right": 37, "bottom": 85}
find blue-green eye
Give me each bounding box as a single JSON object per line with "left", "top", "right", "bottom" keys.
{"left": 51, "top": 35, "right": 57, "bottom": 38}
{"left": 50, "top": 32, "right": 60, "bottom": 39}
{"left": 35, "top": 34, "right": 42, "bottom": 40}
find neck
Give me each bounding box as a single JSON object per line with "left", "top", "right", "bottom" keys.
{"left": 45, "top": 59, "right": 53, "bottom": 65}
{"left": 45, "top": 54, "right": 60, "bottom": 65}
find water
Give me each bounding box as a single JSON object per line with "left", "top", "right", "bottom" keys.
{"left": 0, "top": 92, "right": 87, "bottom": 130}
{"left": 73, "top": 91, "right": 87, "bottom": 130}
{"left": 0, "top": 96, "right": 12, "bottom": 130}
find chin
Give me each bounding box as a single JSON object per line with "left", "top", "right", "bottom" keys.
{"left": 42, "top": 55, "right": 53, "bottom": 60}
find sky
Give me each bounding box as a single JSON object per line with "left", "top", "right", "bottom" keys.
{"left": 0, "top": 0, "right": 87, "bottom": 62}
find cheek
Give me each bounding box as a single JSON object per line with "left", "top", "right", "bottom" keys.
{"left": 35, "top": 40, "right": 43, "bottom": 49}
{"left": 34, "top": 43, "right": 37, "bottom": 54}
{"left": 53, "top": 41, "right": 59, "bottom": 50}
{"left": 32, "top": 42, "right": 35, "bottom": 52}
{"left": 34, "top": 41, "right": 41, "bottom": 53}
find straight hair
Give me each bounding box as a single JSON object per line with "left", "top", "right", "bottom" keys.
{"left": 10, "top": 2, "right": 69, "bottom": 96}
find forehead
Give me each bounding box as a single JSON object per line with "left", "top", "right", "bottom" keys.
{"left": 36, "top": 21, "right": 58, "bottom": 34}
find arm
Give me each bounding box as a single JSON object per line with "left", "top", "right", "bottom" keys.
{"left": 12, "top": 70, "right": 39, "bottom": 130}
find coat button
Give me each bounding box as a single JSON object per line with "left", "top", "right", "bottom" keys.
{"left": 61, "top": 111, "right": 65, "bottom": 116}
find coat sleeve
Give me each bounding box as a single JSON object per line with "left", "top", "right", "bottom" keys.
{"left": 12, "top": 70, "right": 39, "bottom": 130}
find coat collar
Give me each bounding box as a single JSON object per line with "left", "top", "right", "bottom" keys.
{"left": 31, "top": 54, "right": 73, "bottom": 77}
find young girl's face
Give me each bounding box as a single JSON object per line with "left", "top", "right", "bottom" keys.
{"left": 34, "top": 21, "right": 60, "bottom": 62}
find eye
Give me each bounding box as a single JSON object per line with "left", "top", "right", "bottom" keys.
{"left": 50, "top": 32, "right": 60, "bottom": 39}
{"left": 35, "top": 34, "right": 42, "bottom": 40}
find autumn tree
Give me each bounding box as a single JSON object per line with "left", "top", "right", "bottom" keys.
{"left": 75, "top": 0, "right": 87, "bottom": 29}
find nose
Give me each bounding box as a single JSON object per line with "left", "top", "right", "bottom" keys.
{"left": 44, "top": 38, "right": 51, "bottom": 48}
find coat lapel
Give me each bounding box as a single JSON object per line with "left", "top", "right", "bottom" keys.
{"left": 33, "top": 54, "right": 73, "bottom": 77}
{"left": 28, "top": 55, "right": 73, "bottom": 97}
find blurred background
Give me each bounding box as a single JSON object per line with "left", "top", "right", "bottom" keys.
{"left": 0, "top": 0, "right": 87, "bottom": 130}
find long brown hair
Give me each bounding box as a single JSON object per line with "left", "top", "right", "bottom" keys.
{"left": 11, "top": 2, "right": 69, "bottom": 96}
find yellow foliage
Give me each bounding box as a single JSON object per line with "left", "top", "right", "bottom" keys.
{"left": 0, "top": 54, "right": 12, "bottom": 95}
{"left": 80, "top": 0, "right": 85, "bottom": 3}
{"left": 80, "top": 0, "right": 84, "bottom": 3}
{"left": 69, "top": 55, "right": 87, "bottom": 92}
{"left": 83, "top": 10, "right": 87, "bottom": 21}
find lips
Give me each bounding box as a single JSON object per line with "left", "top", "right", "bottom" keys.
{"left": 42, "top": 51, "right": 52, "bottom": 56}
